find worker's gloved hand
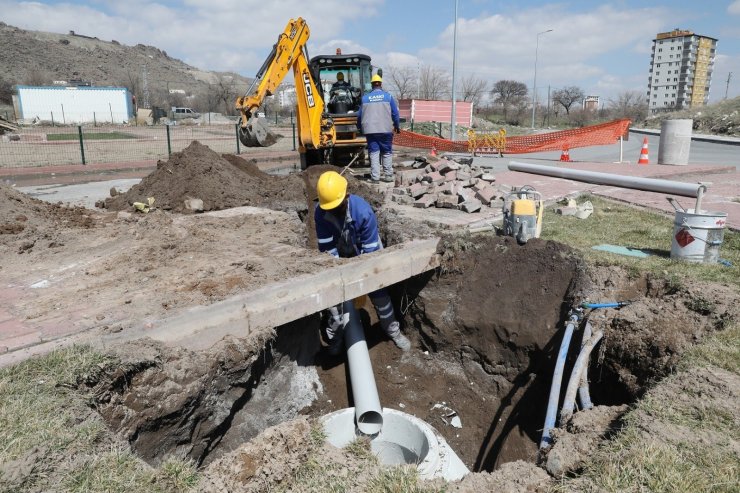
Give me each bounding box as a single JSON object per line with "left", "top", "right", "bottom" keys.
{"left": 394, "top": 126, "right": 401, "bottom": 134}
{"left": 322, "top": 306, "right": 349, "bottom": 356}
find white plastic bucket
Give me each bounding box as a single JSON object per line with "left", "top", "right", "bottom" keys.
{"left": 671, "top": 209, "right": 728, "bottom": 263}
{"left": 321, "top": 407, "right": 469, "bottom": 481}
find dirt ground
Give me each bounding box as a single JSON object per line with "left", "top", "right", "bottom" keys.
{"left": 1, "top": 142, "right": 738, "bottom": 492}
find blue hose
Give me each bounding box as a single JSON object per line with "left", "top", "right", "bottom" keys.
{"left": 539, "top": 313, "right": 579, "bottom": 449}
{"left": 581, "top": 301, "right": 630, "bottom": 309}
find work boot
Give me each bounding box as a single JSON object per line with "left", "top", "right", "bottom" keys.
{"left": 386, "top": 321, "right": 411, "bottom": 352}
{"left": 381, "top": 174, "right": 394, "bottom": 183}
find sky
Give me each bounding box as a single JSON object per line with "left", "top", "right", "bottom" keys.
{"left": 2, "top": 0, "right": 740, "bottom": 104}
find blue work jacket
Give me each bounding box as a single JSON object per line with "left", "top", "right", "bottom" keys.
{"left": 315, "top": 194, "right": 381, "bottom": 258}
{"left": 357, "top": 88, "right": 400, "bottom": 134}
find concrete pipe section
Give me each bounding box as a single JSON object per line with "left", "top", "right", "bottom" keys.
{"left": 322, "top": 407, "right": 469, "bottom": 481}
{"left": 658, "top": 119, "right": 692, "bottom": 166}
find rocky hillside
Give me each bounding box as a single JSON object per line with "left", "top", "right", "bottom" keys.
{"left": 644, "top": 96, "right": 740, "bottom": 136}
{"left": 0, "top": 22, "right": 250, "bottom": 112}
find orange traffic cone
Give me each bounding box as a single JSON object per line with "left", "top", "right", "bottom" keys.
{"left": 430, "top": 145, "right": 437, "bottom": 157}
{"left": 559, "top": 147, "right": 571, "bottom": 162}
{"left": 638, "top": 137, "right": 650, "bottom": 165}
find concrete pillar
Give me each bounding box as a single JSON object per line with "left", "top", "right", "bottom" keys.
{"left": 658, "top": 119, "right": 692, "bottom": 166}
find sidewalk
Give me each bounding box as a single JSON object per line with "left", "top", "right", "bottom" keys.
{"left": 497, "top": 161, "right": 740, "bottom": 230}
{"left": 632, "top": 127, "right": 740, "bottom": 146}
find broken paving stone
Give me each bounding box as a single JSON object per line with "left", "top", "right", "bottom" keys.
{"left": 426, "top": 171, "right": 445, "bottom": 184}
{"left": 184, "top": 198, "right": 204, "bottom": 212}
{"left": 475, "top": 186, "right": 497, "bottom": 206}
{"left": 438, "top": 161, "right": 460, "bottom": 173}
{"left": 392, "top": 194, "right": 415, "bottom": 205}
{"left": 444, "top": 170, "right": 457, "bottom": 182}
{"left": 436, "top": 195, "right": 459, "bottom": 209}
{"left": 414, "top": 195, "right": 437, "bottom": 208}
{"left": 557, "top": 206, "right": 578, "bottom": 216}
{"left": 409, "top": 183, "right": 429, "bottom": 198}
{"left": 395, "top": 169, "right": 425, "bottom": 186}
{"left": 459, "top": 199, "right": 482, "bottom": 213}
{"left": 456, "top": 170, "right": 472, "bottom": 181}
{"left": 480, "top": 173, "right": 496, "bottom": 182}
{"left": 458, "top": 187, "right": 477, "bottom": 203}
{"left": 391, "top": 187, "right": 408, "bottom": 196}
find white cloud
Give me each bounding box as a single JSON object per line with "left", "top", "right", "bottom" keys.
{"left": 729, "top": 1, "right": 740, "bottom": 14}
{"left": 415, "top": 4, "right": 666, "bottom": 99}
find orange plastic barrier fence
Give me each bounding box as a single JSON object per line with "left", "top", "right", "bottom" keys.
{"left": 393, "top": 119, "right": 631, "bottom": 155}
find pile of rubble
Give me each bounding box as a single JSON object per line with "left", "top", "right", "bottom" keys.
{"left": 390, "top": 156, "right": 498, "bottom": 213}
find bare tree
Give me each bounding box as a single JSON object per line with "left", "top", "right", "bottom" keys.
{"left": 490, "top": 80, "right": 528, "bottom": 121}
{"left": 386, "top": 65, "right": 417, "bottom": 100}
{"left": 214, "top": 74, "right": 237, "bottom": 115}
{"left": 552, "top": 86, "right": 585, "bottom": 116}
{"left": 459, "top": 74, "right": 487, "bottom": 107}
{"left": 608, "top": 90, "right": 648, "bottom": 122}
{"left": 418, "top": 65, "right": 450, "bottom": 100}
{"left": 119, "top": 71, "right": 142, "bottom": 104}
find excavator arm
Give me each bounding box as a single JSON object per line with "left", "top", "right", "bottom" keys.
{"left": 236, "top": 17, "right": 335, "bottom": 149}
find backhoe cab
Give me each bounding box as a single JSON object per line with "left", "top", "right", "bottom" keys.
{"left": 236, "top": 18, "right": 378, "bottom": 169}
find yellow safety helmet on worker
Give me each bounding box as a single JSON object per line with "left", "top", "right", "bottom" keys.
{"left": 317, "top": 171, "right": 347, "bottom": 210}
{"left": 371, "top": 74, "right": 382, "bottom": 84}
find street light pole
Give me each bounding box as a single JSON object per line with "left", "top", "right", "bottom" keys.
{"left": 451, "top": 0, "right": 459, "bottom": 141}
{"left": 531, "top": 29, "right": 553, "bottom": 129}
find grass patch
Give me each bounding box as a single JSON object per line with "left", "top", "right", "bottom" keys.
{"left": 541, "top": 195, "right": 740, "bottom": 288}
{"left": 0, "top": 345, "right": 199, "bottom": 492}
{"left": 47, "top": 132, "right": 136, "bottom": 141}
{"left": 557, "top": 324, "right": 740, "bottom": 493}
{"left": 366, "top": 466, "right": 443, "bottom": 493}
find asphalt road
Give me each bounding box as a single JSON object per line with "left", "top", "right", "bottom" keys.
{"left": 468, "top": 131, "right": 740, "bottom": 173}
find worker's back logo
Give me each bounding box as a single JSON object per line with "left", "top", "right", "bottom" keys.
{"left": 368, "top": 95, "right": 385, "bottom": 102}
{"left": 302, "top": 72, "right": 315, "bottom": 108}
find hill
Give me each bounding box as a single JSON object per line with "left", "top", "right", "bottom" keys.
{"left": 644, "top": 96, "right": 740, "bottom": 136}
{"left": 0, "top": 22, "right": 251, "bottom": 114}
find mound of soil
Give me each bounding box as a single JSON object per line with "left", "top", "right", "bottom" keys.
{"left": 103, "top": 141, "right": 306, "bottom": 214}
{"left": 0, "top": 183, "right": 102, "bottom": 254}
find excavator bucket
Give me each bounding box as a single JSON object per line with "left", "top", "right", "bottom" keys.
{"left": 238, "top": 117, "right": 275, "bottom": 147}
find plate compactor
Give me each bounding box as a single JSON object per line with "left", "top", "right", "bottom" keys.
{"left": 502, "top": 186, "right": 543, "bottom": 244}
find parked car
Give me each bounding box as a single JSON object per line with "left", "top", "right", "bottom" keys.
{"left": 169, "top": 107, "right": 201, "bottom": 120}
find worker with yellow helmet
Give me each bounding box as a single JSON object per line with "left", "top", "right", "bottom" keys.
{"left": 314, "top": 170, "right": 411, "bottom": 353}
{"left": 357, "top": 73, "right": 401, "bottom": 182}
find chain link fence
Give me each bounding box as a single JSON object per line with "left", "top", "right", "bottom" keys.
{"left": 0, "top": 117, "right": 298, "bottom": 169}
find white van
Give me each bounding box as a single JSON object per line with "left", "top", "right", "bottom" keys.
{"left": 170, "top": 107, "right": 201, "bottom": 120}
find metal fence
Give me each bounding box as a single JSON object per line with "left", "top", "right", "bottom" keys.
{"left": 0, "top": 120, "right": 297, "bottom": 169}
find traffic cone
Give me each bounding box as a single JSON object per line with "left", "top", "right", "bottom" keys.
{"left": 559, "top": 147, "right": 571, "bottom": 162}
{"left": 638, "top": 137, "right": 650, "bottom": 165}
{"left": 430, "top": 145, "right": 437, "bottom": 157}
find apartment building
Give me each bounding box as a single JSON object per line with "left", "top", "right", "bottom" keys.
{"left": 647, "top": 29, "right": 717, "bottom": 114}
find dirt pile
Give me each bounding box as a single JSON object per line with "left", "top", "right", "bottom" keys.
{"left": 0, "top": 183, "right": 102, "bottom": 254}
{"left": 103, "top": 142, "right": 307, "bottom": 213}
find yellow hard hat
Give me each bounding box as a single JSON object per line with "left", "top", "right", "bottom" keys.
{"left": 317, "top": 171, "right": 348, "bottom": 210}
{"left": 337, "top": 72, "right": 345, "bottom": 81}
{"left": 371, "top": 74, "right": 382, "bottom": 83}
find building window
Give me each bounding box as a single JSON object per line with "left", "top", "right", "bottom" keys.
{"left": 653, "top": 94, "right": 657, "bottom": 98}
{"left": 674, "top": 78, "right": 678, "bottom": 81}
{"left": 653, "top": 102, "right": 656, "bottom": 106}
{"left": 672, "top": 94, "right": 676, "bottom": 97}
{"left": 658, "top": 48, "right": 663, "bottom": 52}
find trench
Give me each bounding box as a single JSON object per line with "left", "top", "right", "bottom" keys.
{"left": 86, "top": 234, "right": 732, "bottom": 476}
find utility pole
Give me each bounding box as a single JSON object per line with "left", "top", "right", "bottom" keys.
{"left": 531, "top": 29, "right": 553, "bottom": 129}
{"left": 142, "top": 65, "right": 150, "bottom": 109}
{"left": 725, "top": 72, "right": 733, "bottom": 100}
{"left": 450, "top": 0, "right": 459, "bottom": 141}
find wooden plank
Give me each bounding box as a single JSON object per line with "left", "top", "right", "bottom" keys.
{"left": 143, "top": 238, "right": 440, "bottom": 350}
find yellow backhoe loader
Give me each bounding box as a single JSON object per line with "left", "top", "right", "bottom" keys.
{"left": 236, "top": 17, "right": 379, "bottom": 169}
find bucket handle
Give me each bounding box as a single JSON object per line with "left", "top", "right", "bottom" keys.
{"left": 680, "top": 218, "right": 723, "bottom": 246}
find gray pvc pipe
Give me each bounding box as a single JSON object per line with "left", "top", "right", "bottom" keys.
{"left": 560, "top": 330, "right": 604, "bottom": 424}
{"left": 342, "top": 300, "right": 383, "bottom": 435}
{"left": 508, "top": 161, "right": 707, "bottom": 198}
{"left": 540, "top": 314, "right": 579, "bottom": 449}
{"left": 577, "top": 321, "right": 594, "bottom": 411}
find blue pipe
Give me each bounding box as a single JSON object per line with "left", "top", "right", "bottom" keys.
{"left": 581, "top": 301, "right": 630, "bottom": 310}
{"left": 577, "top": 320, "right": 594, "bottom": 411}
{"left": 560, "top": 330, "right": 604, "bottom": 424}
{"left": 539, "top": 313, "right": 579, "bottom": 450}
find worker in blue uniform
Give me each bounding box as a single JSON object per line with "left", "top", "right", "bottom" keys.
{"left": 314, "top": 170, "right": 411, "bottom": 353}
{"left": 356, "top": 74, "right": 400, "bottom": 183}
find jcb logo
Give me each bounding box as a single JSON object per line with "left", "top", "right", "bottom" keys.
{"left": 302, "top": 72, "right": 315, "bottom": 108}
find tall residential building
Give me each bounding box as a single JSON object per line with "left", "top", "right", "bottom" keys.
{"left": 647, "top": 29, "right": 717, "bottom": 114}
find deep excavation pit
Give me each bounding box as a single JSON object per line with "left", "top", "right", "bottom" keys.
{"left": 83, "top": 230, "right": 738, "bottom": 490}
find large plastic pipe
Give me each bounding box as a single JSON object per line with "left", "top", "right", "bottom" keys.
{"left": 508, "top": 161, "right": 707, "bottom": 198}
{"left": 560, "top": 330, "right": 604, "bottom": 424}
{"left": 539, "top": 313, "right": 579, "bottom": 449}
{"left": 342, "top": 300, "right": 383, "bottom": 435}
